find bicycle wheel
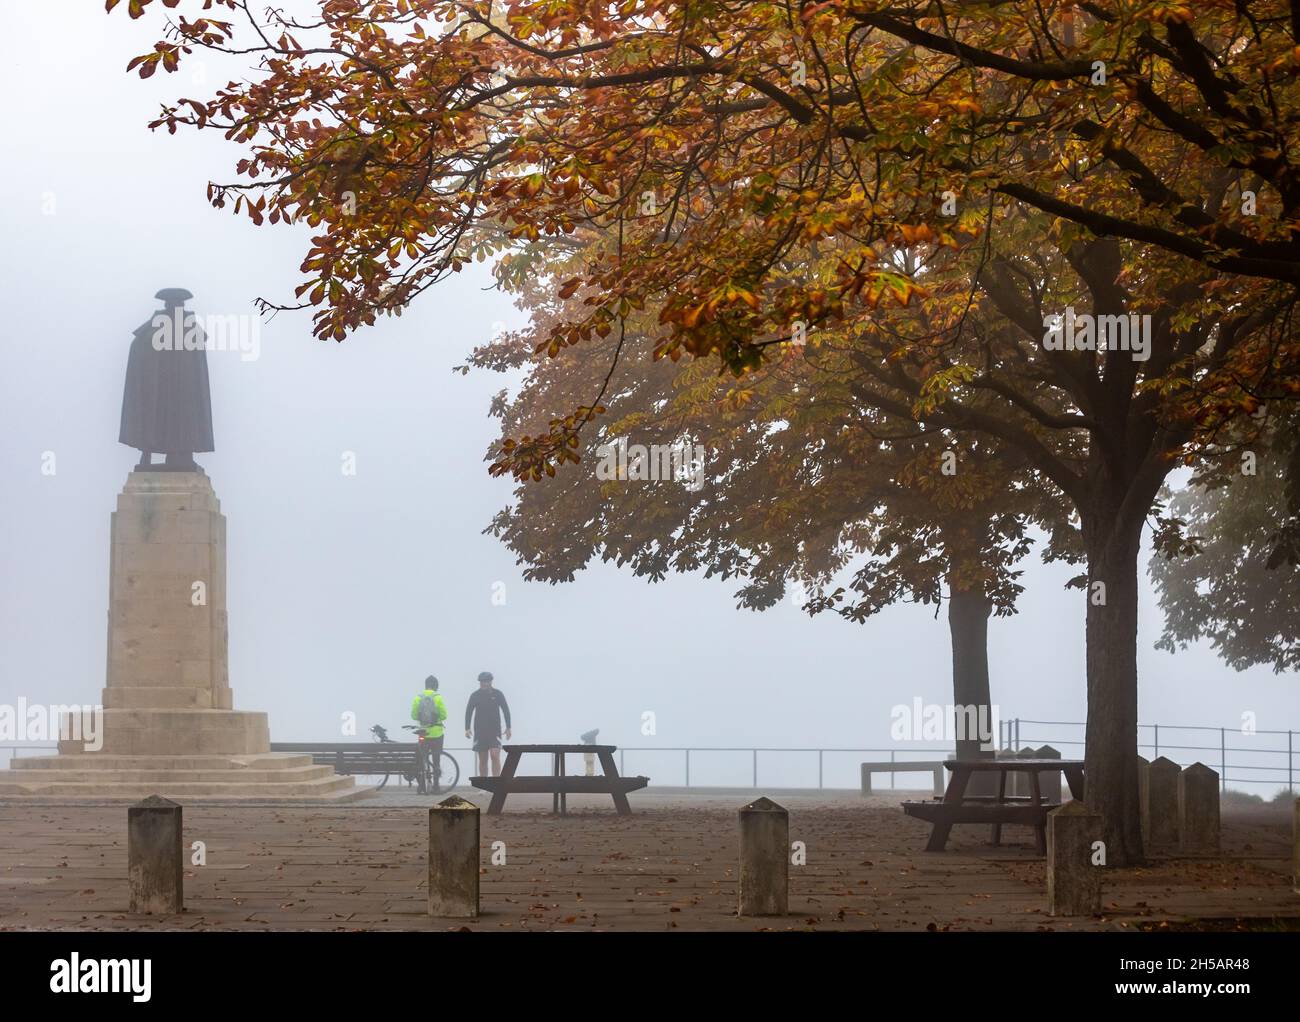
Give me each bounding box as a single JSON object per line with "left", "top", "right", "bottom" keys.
{"left": 370, "top": 735, "right": 392, "bottom": 790}
{"left": 414, "top": 744, "right": 431, "bottom": 794}
{"left": 436, "top": 751, "right": 460, "bottom": 792}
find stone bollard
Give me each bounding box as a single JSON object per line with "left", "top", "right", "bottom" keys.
{"left": 1293, "top": 798, "right": 1299, "bottom": 895}
{"left": 1141, "top": 756, "right": 1181, "bottom": 849}
{"left": 1136, "top": 755, "right": 1149, "bottom": 822}
{"left": 995, "top": 748, "right": 1017, "bottom": 796}
{"left": 738, "top": 796, "right": 788, "bottom": 916}
{"left": 1046, "top": 801, "right": 1102, "bottom": 917}
{"left": 1035, "top": 745, "right": 1063, "bottom": 804}
{"left": 128, "top": 795, "right": 183, "bottom": 914}
{"left": 1178, "top": 763, "right": 1220, "bottom": 854}
{"left": 428, "top": 795, "right": 480, "bottom": 918}
{"left": 992, "top": 748, "right": 1017, "bottom": 797}
{"left": 1011, "top": 746, "right": 1037, "bottom": 799}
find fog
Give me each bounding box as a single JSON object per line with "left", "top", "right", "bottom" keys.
{"left": 0, "top": 3, "right": 1294, "bottom": 792}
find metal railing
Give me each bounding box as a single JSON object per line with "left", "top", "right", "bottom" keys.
{"left": 999, "top": 718, "right": 1296, "bottom": 795}
{"left": 273, "top": 742, "right": 954, "bottom": 790}
{"left": 608, "top": 746, "right": 954, "bottom": 791}
{"left": 6, "top": 718, "right": 1295, "bottom": 796}
{"left": 0, "top": 742, "right": 56, "bottom": 769}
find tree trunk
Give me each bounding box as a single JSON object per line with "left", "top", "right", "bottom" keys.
{"left": 948, "top": 580, "right": 995, "bottom": 764}
{"left": 1082, "top": 504, "right": 1146, "bottom": 866}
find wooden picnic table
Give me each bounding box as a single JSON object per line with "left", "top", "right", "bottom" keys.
{"left": 901, "top": 757, "right": 1085, "bottom": 854}
{"left": 470, "top": 744, "right": 649, "bottom": 816}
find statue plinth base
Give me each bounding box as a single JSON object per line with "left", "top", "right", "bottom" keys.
{"left": 88, "top": 471, "right": 270, "bottom": 754}
{"left": 57, "top": 709, "right": 270, "bottom": 757}
{"left": 0, "top": 471, "right": 370, "bottom": 801}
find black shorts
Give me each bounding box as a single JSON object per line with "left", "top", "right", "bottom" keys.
{"left": 472, "top": 733, "right": 501, "bottom": 753}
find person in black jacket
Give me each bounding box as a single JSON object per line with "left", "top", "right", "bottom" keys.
{"left": 464, "top": 671, "right": 511, "bottom": 777}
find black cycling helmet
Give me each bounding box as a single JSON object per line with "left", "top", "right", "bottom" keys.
{"left": 425, "top": 674, "right": 439, "bottom": 691}
{"left": 477, "top": 671, "right": 494, "bottom": 683}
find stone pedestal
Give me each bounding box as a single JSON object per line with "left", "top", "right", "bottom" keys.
{"left": 997, "top": 747, "right": 1039, "bottom": 799}
{"left": 428, "top": 796, "right": 480, "bottom": 918}
{"left": 1293, "top": 798, "right": 1299, "bottom": 895}
{"left": 1178, "top": 762, "right": 1220, "bottom": 854}
{"left": 1046, "top": 801, "right": 1102, "bottom": 916}
{"left": 1136, "top": 754, "right": 1149, "bottom": 830}
{"left": 1036, "top": 745, "right": 1063, "bottom": 804}
{"left": 78, "top": 472, "right": 268, "bottom": 755}
{"left": 1141, "top": 756, "right": 1181, "bottom": 850}
{"left": 128, "top": 795, "right": 183, "bottom": 914}
{"left": 738, "top": 796, "right": 788, "bottom": 917}
{"left": 0, "top": 471, "right": 368, "bottom": 802}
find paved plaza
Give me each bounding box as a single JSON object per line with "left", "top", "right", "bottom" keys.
{"left": 0, "top": 792, "right": 1294, "bottom": 931}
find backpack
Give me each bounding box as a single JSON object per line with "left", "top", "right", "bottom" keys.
{"left": 417, "top": 693, "right": 440, "bottom": 728}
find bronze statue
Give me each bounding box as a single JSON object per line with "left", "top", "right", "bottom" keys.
{"left": 119, "top": 288, "right": 214, "bottom": 471}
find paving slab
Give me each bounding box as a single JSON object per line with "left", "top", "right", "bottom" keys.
{"left": 0, "top": 792, "right": 1293, "bottom": 931}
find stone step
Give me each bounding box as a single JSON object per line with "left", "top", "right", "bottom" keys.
{"left": 9, "top": 753, "right": 315, "bottom": 771}
{"left": 0, "top": 774, "right": 362, "bottom": 797}
{"left": 0, "top": 785, "right": 376, "bottom": 804}
{"left": 0, "top": 765, "right": 337, "bottom": 784}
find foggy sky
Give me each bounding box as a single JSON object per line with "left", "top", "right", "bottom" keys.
{"left": 0, "top": 3, "right": 1293, "bottom": 792}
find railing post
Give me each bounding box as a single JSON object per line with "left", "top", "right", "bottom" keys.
{"left": 685, "top": 749, "right": 690, "bottom": 788}
{"left": 818, "top": 750, "right": 823, "bottom": 790}
{"left": 620, "top": 748, "right": 625, "bottom": 775}
{"left": 890, "top": 749, "right": 895, "bottom": 790}
{"left": 1153, "top": 723, "right": 1159, "bottom": 759}
{"left": 1220, "top": 728, "right": 1227, "bottom": 792}
{"left": 1289, "top": 731, "right": 1294, "bottom": 793}
{"left": 752, "top": 749, "right": 757, "bottom": 788}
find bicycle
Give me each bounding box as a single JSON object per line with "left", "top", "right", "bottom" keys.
{"left": 369, "top": 723, "right": 461, "bottom": 794}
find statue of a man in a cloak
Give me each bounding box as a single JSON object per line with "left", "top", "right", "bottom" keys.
{"left": 119, "top": 288, "right": 214, "bottom": 471}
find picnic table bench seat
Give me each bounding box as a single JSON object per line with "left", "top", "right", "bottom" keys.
{"left": 902, "top": 801, "right": 1052, "bottom": 824}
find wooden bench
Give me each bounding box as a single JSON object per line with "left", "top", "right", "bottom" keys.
{"left": 270, "top": 742, "right": 417, "bottom": 778}
{"left": 902, "top": 757, "right": 1085, "bottom": 854}
{"left": 860, "top": 760, "right": 948, "bottom": 796}
{"left": 471, "top": 744, "right": 648, "bottom": 815}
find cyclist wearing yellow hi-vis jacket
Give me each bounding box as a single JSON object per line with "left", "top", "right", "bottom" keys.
{"left": 411, "top": 675, "right": 449, "bottom": 793}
